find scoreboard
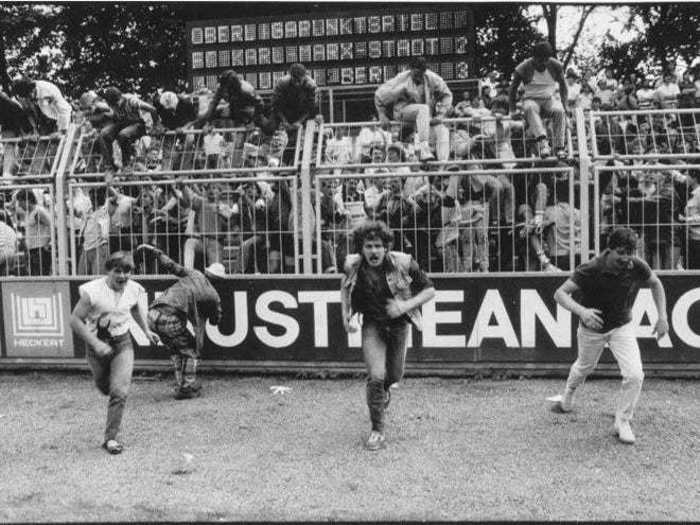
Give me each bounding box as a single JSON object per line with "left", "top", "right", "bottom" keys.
{"left": 186, "top": 7, "right": 475, "bottom": 92}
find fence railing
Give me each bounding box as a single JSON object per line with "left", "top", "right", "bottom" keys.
{"left": 592, "top": 163, "right": 700, "bottom": 270}
{"left": 313, "top": 165, "right": 579, "bottom": 274}
{"left": 2, "top": 108, "right": 699, "bottom": 277}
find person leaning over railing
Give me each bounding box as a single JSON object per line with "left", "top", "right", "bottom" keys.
{"left": 153, "top": 91, "right": 198, "bottom": 171}
{"left": 0, "top": 88, "right": 34, "bottom": 180}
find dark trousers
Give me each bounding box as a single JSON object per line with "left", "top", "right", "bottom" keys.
{"left": 28, "top": 246, "right": 52, "bottom": 276}
{"left": 97, "top": 121, "right": 145, "bottom": 169}
{"left": 362, "top": 319, "right": 410, "bottom": 432}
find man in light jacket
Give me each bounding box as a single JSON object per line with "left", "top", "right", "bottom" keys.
{"left": 375, "top": 57, "right": 452, "bottom": 162}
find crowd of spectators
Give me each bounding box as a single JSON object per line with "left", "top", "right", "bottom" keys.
{"left": 0, "top": 41, "right": 699, "bottom": 277}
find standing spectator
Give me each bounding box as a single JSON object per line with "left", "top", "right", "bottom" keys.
{"left": 70, "top": 252, "right": 158, "bottom": 455}
{"left": 375, "top": 56, "right": 452, "bottom": 162}
{"left": 0, "top": 215, "right": 18, "bottom": 276}
{"left": 195, "top": 69, "right": 265, "bottom": 128}
{"left": 508, "top": 40, "right": 568, "bottom": 158}
{"left": 481, "top": 70, "right": 499, "bottom": 95}
{"left": 680, "top": 169, "right": 700, "bottom": 269}
{"left": 97, "top": 87, "right": 160, "bottom": 171}
{"left": 614, "top": 77, "right": 639, "bottom": 111}
{"left": 0, "top": 89, "right": 33, "bottom": 179}
{"left": 565, "top": 70, "right": 582, "bottom": 113}
{"left": 453, "top": 91, "right": 473, "bottom": 118}
{"left": 636, "top": 76, "right": 657, "bottom": 110}
{"left": 654, "top": 71, "right": 681, "bottom": 109}
{"left": 78, "top": 186, "right": 115, "bottom": 276}
{"left": 549, "top": 227, "right": 668, "bottom": 445}
{"left": 12, "top": 76, "right": 72, "bottom": 134}
{"left": 15, "top": 189, "right": 52, "bottom": 276}
{"left": 595, "top": 78, "right": 615, "bottom": 110}
{"left": 340, "top": 220, "right": 436, "bottom": 451}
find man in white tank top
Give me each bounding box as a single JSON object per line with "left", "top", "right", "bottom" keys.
{"left": 70, "top": 252, "right": 159, "bottom": 454}
{"left": 509, "top": 40, "right": 568, "bottom": 158}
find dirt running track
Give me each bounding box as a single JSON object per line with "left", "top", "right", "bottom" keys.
{"left": 1, "top": 373, "right": 699, "bottom": 521}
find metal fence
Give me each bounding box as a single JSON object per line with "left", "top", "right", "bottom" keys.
{"left": 593, "top": 163, "right": 700, "bottom": 270}
{"left": 588, "top": 108, "right": 700, "bottom": 161}
{"left": 314, "top": 164, "right": 578, "bottom": 274}
{"left": 66, "top": 125, "right": 302, "bottom": 179}
{"left": 0, "top": 134, "right": 66, "bottom": 180}
{"left": 315, "top": 117, "right": 574, "bottom": 172}
{"left": 67, "top": 173, "right": 299, "bottom": 276}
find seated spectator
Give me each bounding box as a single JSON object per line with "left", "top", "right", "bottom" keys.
{"left": 195, "top": 69, "right": 265, "bottom": 129}
{"left": 375, "top": 56, "right": 452, "bottom": 162}
{"left": 654, "top": 71, "right": 681, "bottom": 109}
{"left": 97, "top": 87, "right": 161, "bottom": 171}
{"left": 509, "top": 40, "right": 567, "bottom": 158}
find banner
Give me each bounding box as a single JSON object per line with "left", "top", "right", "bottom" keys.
{"left": 1, "top": 275, "right": 699, "bottom": 365}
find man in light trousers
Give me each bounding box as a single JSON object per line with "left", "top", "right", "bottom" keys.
{"left": 549, "top": 227, "right": 668, "bottom": 444}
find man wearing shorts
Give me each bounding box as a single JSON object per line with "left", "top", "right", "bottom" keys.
{"left": 70, "top": 252, "right": 159, "bottom": 454}
{"left": 341, "top": 221, "right": 436, "bottom": 451}
{"left": 137, "top": 244, "right": 223, "bottom": 399}
{"left": 549, "top": 227, "right": 668, "bottom": 444}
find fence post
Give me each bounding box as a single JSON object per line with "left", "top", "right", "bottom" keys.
{"left": 300, "top": 120, "right": 317, "bottom": 274}
{"left": 53, "top": 124, "right": 78, "bottom": 276}
{"left": 574, "top": 107, "right": 591, "bottom": 262}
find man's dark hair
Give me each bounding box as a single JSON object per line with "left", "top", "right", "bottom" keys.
{"left": 12, "top": 77, "right": 35, "bottom": 97}
{"left": 101, "top": 87, "right": 122, "bottom": 105}
{"left": 105, "top": 251, "right": 135, "bottom": 272}
{"left": 687, "top": 169, "right": 700, "bottom": 183}
{"left": 352, "top": 220, "right": 394, "bottom": 253}
{"left": 289, "top": 63, "right": 307, "bottom": 78}
{"left": 408, "top": 56, "right": 428, "bottom": 72}
{"left": 533, "top": 40, "right": 553, "bottom": 60}
{"left": 218, "top": 70, "right": 241, "bottom": 90}
{"left": 607, "top": 227, "right": 638, "bottom": 253}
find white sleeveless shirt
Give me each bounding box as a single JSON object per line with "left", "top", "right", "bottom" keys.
{"left": 79, "top": 277, "right": 146, "bottom": 337}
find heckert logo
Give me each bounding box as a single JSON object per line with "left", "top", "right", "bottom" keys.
{"left": 2, "top": 281, "right": 74, "bottom": 357}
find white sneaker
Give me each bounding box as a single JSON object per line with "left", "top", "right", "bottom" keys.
{"left": 547, "top": 389, "right": 573, "bottom": 412}
{"left": 614, "top": 416, "right": 636, "bottom": 444}
{"left": 365, "top": 430, "right": 386, "bottom": 451}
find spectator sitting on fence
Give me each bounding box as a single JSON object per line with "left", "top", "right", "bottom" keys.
{"left": 654, "top": 70, "right": 681, "bottom": 109}
{"left": 96, "top": 87, "right": 160, "bottom": 172}
{"left": 14, "top": 188, "right": 53, "bottom": 276}
{"left": 78, "top": 185, "right": 114, "bottom": 275}
{"left": 153, "top": 91, "right": 197, "bottom": 171}
{"left": 270, "top": 62, "right": 321, "bottom": 138}
{"left": 509, "top": 40, "right": 567, "bottom": 159}
{"left": 375, "top": 56, "right": 452, "bottom": 162}
{"left": 180, "top": 180, "right": 234, "bottom": 271}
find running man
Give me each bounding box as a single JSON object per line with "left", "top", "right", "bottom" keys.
{"left": 136, "top": 244, "right": 223, "bottom": 399}
{"left": 70, "top": 252, "right": 159, "bottom": 454}
{"left": 548, "top": 227, "right": 668, "bottom": 444}
{"left": 341, "top": 221, "right": 436, "bottom": 451}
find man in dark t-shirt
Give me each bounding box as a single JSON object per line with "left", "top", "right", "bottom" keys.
{"left": 341, "top": 221, "right": 435, "bottom": 451}
{"left": 548, "top": 227, "right": 668, "bottom": 445}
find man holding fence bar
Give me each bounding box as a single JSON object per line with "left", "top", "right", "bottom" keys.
{"left": 548, "top": 227, "right": 668, "bottom": 445}
{"left": 341, "top": 221, "right": 435, "bottom": 451}
{"left": 136, "top": 244, "right": 223, "bottom": 399}
{"left": 508, "top": 40, "right": 567, "bottom": 159}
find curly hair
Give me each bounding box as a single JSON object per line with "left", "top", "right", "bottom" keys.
{"left": 607, "top": 227, "right": 638, "bottom": 253}
{"left": 352, "top": 220, "right": 394, "bottom": 253}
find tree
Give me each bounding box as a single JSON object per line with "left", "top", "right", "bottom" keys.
{"left": 600, "top": 4, "right": 700, "bottom": 77}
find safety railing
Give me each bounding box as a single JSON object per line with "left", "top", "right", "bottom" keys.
{"left": 588, "top": 108, "right": 700, "bottom": 161}
{"left": 313, "top": 164, "right": 579, "bottom": 274}
{"left": 0, "top": 133, "right": 66, "bottom": 180}
{"left": 67, "top": 172, "right": 299, "bottom": 276}
{"left": 592, "top": 163, "right": 700, "bottom": 270}
{"left": 0, "top": 182, "right": 58, "bottom": 277}
{"left": 315, "top": 117, "right": 574, "bottom": 172}
{"left": 66, "top": 125, "right": 302, "bottom": 179}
